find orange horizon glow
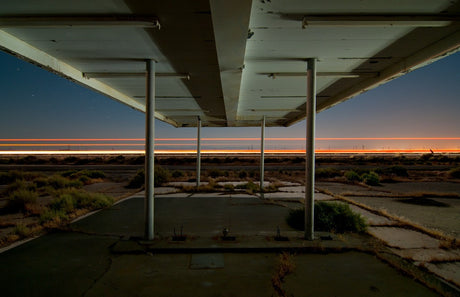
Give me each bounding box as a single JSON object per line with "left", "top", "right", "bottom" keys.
{"left": 1, "top": 148, "right": 460, "bottom": 155}
{"left": 0, "top": 137, "right": 459, "bottom": 142}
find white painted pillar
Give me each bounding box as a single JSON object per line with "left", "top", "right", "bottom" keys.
{"left": 305, "top": 58, "right": 316, "bottom": 240}
{"left": 196, "top": 116, "right": 201, "bottom": 187}
{"left": 260, "top": 115, "right": 265, "bottom": 194}
{"left": 145, "top": 60, "right": 155, "bottom": 240}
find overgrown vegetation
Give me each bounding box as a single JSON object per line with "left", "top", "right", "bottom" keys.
{"left": 6, "top": 189, "right": 39, "bottom": 214}
{"left": 286, "top": 202, "right": 367, "bottom": 233}
{"left": 0, "top": 169, "right": 114, "bottom": 244}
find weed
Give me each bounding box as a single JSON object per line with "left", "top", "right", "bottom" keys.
{"left": 447, "top": 167, "right": 460, "bottom": 179}
{"left": 6, "top": 189, "right": 39, "bottom": 213}
{"left": 271, "top": 252, "right": 296, "bottom": 297}
{"left": 13, "top": 223, "right": 31, "bottom": 238}
{"left": 71, "top": 170, "right": 106, "bottom": 179}
{"left": 47, "top": 175, "right": 83, "bottom": 189}
{"left": 224, "top": 184, "right": 235, "bottom": 191}
{"left": 236, "top": 181, "right": 260, "bottom": 194}
{"left": 0, "top": 170, "right": 41, "bottom": 184}
{"left": 3, "top": 179, "right": 37, "bottom": 195}
{"left": 39, "top": 208, "right": 69, "bottom": 224}
{"left": 286, "top": 202, "right": 367, "bottom": 233}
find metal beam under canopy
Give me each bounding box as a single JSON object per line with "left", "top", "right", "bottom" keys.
{"left": 0, "top": 0, "right": 458, "bottom": 128}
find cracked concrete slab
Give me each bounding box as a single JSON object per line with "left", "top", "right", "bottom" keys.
{"left": 368, "top": 227, "right": 440, "bottom": 249}
{"left": 155, "top": 187, "right": 180, "bottom": 194}
{"left": 424, "top": 262, "right": 460, "bottom": 287}
{"left": 156, "top": 193, "right": 191, "bottom": 198}
{"left": 390, "top": 248, "right": 460, "bottom": 262}
{"left": 348, "top": 205, "right": 396, "bottom": 226}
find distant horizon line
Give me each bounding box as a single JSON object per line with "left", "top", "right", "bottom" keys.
{"left": 0, "top": 137, "right": 459, "bottom": 142}
{"left": 1, "top": 149, "right": 460, "bottom": 155}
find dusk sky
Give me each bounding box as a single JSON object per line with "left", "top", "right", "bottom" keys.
{"left": 0, "top": 50, "right": 459, "bottom": 152}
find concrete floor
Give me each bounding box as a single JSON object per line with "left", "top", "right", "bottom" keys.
{"left": 0, "top": 194, "right": 445, "bottom": 296}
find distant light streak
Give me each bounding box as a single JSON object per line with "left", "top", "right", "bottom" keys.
{"left": 1, "top": 148, "right": 459, "bottom": 155}
{"left": 0, "top": 137, "right": 459, "bottom": 142}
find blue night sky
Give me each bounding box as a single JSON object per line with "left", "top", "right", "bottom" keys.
{"left": 0, "top": 49, "right": 459, "bottom": 150}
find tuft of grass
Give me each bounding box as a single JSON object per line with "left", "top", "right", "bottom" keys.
{"left": 39, "top": 208, "right": 69, "bottom": 224}
{"left": 223, "top": 184, "right": 235, "bottom": 191}
{"left": 13, "top": 223, "right": 31, "bottom": 238}
{"left": 47, "top": 175, "right": 83, "bottom": 189}
{"left": 235, "top": 181, "right": 260, "bottom": 194}
{"left": 0, "top": 170, "right": 41, "bottom": 184}
{"left": 50, "top": 189, "right": 114, "bottom": 212}
{"left": 6, "top": 189, "right": 39, "bottom": 213}
{"left": 286, "top": 202, "right": 367, "bottom": 233}
{"left": 447, "top": 167, "right": 460, "bottom": 179}
{"left": 3, "top": 179, "right": 37, "bottom": 195}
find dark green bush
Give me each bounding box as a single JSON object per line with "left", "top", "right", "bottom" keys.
{"left": 126, "top": 166, "right": 171, "bottom": 188}
{"left": 344, "top": 170, "right": 361, "bottom": 182}
{"left": 208, "top": 169, "right": 224, "bottom": 178}
{"left": 387, "top": 166, "right": 408, "bottom": 177}
{"left": 315, "top": 168, "right": 341, "bottom": 178}
{"left": 361, "top": 171, "right": 380, "bottom": 186}
{"left": 126, "top": 169, "right": 145, "bottom": 188}
{"left": 286, "top": 202, "right": 367, "bottom": 233}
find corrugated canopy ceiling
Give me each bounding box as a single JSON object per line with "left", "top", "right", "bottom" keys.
{"left": 0, "top": 0, "right": 459, "bottom": 127}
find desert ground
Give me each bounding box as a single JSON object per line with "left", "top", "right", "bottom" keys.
{"left": 0, "top": 153, "right": 459, "bottom": 295}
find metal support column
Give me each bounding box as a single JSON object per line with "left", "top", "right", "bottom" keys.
{"left": 260, "top": 115, "right": 265, "bottom": 194}
{"left": 196, "top": 116, "right": 201, "bottom": 187}
{"left": 305, "top": 58, "right": 316, "bottom": 240}
{"left": 145, "top": 59, "right": 155, "bottom": 240}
